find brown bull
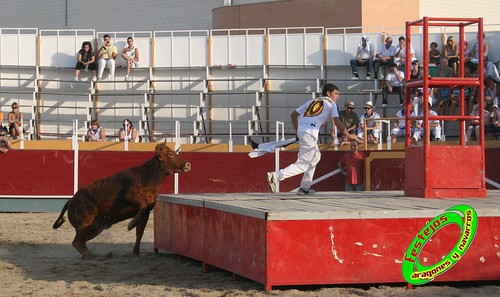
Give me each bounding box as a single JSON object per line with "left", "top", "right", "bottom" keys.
{"left": 53, "top": 142, "right": 191, "bottom": 258}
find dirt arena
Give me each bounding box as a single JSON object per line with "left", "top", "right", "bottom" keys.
{"left": 0, "top": 212, "right": 498, "bottom": 297}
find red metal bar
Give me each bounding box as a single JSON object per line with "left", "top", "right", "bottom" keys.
{"left": 459, "top": 25, "right": 466, "bottom": 145}
{"left": 406, "top": 78, "right": 480, "bottom": 89}
{"left": 478, "top": 17, "right": 486, "bottom": 190}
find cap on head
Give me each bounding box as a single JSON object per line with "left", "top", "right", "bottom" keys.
{"left": 345, "top": 101, "right": 355, "bottom": 109}
{"left": 364, "top": 101, "right": 374, "bottom": 109}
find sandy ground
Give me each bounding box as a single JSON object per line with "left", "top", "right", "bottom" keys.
{"left": 0, "top": 212, "right": 499, "bottom": 297}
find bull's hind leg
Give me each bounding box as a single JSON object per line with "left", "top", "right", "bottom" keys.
{"left": 133, "top": 211, "right": 150, "bottom": 255}
{"left": 73, "top": 223, "right": 105, "bottom": 259}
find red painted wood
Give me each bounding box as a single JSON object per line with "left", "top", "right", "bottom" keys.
{"left": 0, "top": 148, "right": 498, "bottom": 196}
{"left": 154, "top": 198, "right": 500, "bottom": 290}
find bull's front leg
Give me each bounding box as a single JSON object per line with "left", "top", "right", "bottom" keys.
{"left": 128, "top": 206, "right": 147, "bottom": 231}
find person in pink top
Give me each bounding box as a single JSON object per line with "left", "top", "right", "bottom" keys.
{"left": 338, "top": 140, "right": 366, "bottom": 191}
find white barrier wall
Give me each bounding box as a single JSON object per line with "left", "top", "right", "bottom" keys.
{"left": 3, "top": 25, "right": 500, "bottom": 143}
{"left": 0, "top": 28, "right": 37, "bottom": 66}
{"left": 154, "top": 30, "right": 208, "bottom": 67}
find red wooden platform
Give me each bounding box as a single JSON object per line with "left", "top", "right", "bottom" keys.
{"left": 153, "top": 191, "right": 500, "bottom": 290}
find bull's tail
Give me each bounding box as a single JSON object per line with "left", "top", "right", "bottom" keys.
{"left": 52, "top": 201, "right": 69, "bottom": 229}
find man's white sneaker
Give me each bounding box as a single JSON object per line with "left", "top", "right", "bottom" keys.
{"left": 92, "top": 76, "right": 97, "bottom": 81}
{"left": 350, "top": 76, "right": 359, "bottom": 80}
{"left": 125, "top": 75, "right": 129, "bottom": 81}
{"left": 297, "top": 188, "right": 316, "bottom": 196}
{"left": 266, "top": 172, "right": 277, "bottom": 193}
{"left": 74, "top": 76, "right": 79, "bottom": 82}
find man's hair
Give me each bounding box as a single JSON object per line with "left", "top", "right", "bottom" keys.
{"left": 103, "top": 34, "right": 110, "bottom": 39}
{"left": 322, "top": 84, "right": 339, "bottom": 96}
{"left": 398, "top": 36, "right": 406, "bottom": 42}
{"left": 430, "top": 42, "right": 438, "bottom": 47}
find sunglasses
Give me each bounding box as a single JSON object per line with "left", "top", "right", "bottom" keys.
{"left": 13, "top": 106, "right": 18, "bottom": 109}
{"left": 347, "top": 106, "right": 354, "bottom": 110}
{"left": 364, "top": 107, "right": 372, "bottom": 110}
{"left": 0, "top": 134, "right": 6, "bottom": 137}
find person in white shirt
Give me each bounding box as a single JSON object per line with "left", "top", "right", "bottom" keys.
{"left": 374, "top": 36, "right": 397, "bottom": 79}
{"left": 349, "top": 35, "right": 375, "bottom": 79}
{"left": 121, "top": 37, "right": 140, "bottom": 81}
{"left": 391, "top": 103, "right": 415, "bottom": 143}
{"left": 381, "top": 63, "right": 405, "bottom": 107}
{"left": 394, "top": 36, "right": 416, "bottom": 68}
{"left": 412, "top": 101, "right": 441, "bottom": 142}
{"left": 266, "top": 84, "right": 358, "bottom": 195}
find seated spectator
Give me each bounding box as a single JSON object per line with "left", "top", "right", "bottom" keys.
{"left": 7, "top": 102, "right": 23, "bottom": 140}
{"left": 466, "top": 103, "right": 489, "bottom": 141}
{"left": 119, "top": 119, "right": 139, "bottom": 142}
{"left": 443, "top": 36, "right": 459, "bottom": 74}
{"left": 374, "top": 36, "right": 396, "bottom": 79}
{"left": 394, "top": 36, "right": 416, "bottom": 68}
{"left": 0, "top": 111, "right": 7, "bottom": 132}
{"left": 381, "top": 63, "right": 405, "bottom": 107}
{"left": 466, "top": 32, "right": 489, "bottom": 74}
{"left": 74, "top": 41, "right": 97, "bottom": 81}
{"left": 429, "top": 42, "right": 441, "bottom": 66}
{"left": 482, "top": 56, "right": 500, "bottom": 85}
{"left": 338, "top": 101, "right": 359, "bottom": 146}
{"left": 357, "top": 101, "right": 380, "bottom": 144}
{"left": 412, "top": 101, "right": 441, "bottom": 143}
{"left": 121, "top": 37, "right": 140, "bottom": 81}
{"left": 349, "top": 35, "right": 374, "bottom": 79}
{"left": 486, "top": 109, "right": 500, "bottom": 139}
{"left": 338, "top": 140, "right": 366, "bottom": 192}
{"left": 434, "top": 57, "right": 455, "bottom": 115}
{"left": 451, "top": 67, "right": 474, "bottom": 115}
{"left": 0, "top": 130, "right": 12, "bottom": 154}
{"left": 391, "top": 102, "right": 415, "bottom": 143}
{"left": 413, "top": 88, "right": 436, "bottom": 115}
{"left": 86, "top": 120, "right": 106, "bottom": 142}
{"left": 97, "top": 34, "right": 118, "bottom": 81}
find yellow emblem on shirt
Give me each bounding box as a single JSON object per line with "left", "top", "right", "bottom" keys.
{"left": 304, "top": 100, "right": 324, "bottom": 117}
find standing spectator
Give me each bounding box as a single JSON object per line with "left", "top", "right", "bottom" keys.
{"left": 338, "top": 101, "right": 359, "bottom": 147}
{"left": 119, "top": 119, "right": 139, "bottom": 142}
{"left": 266, "top": 84, "right": 359, "bottom": 195}
{"left": 357, "top": 101, "right": 380, "bottom": 144}
{"left": 394, "top": 36, "right": 416, "bottom": 68}
{"left": 7, "top": 102, "right": 23, "bottom": 140}
{"left": 434, "top": 57, "right": 455, "bottom": 115}
{"left": 391, "top": 102, "right": 415, "bottom": 143}
{"left": 121, "top": 37, "right": 140, "bottom": 81}
{"left": 443, "top": 36, "right": 459, "bottom": 74}
{"left": 412, "top": 101, "right": 441, "bottom": 142}
{"left": 429, "top": 42, "right": 441, "bottom": 66}
{"left": 381, "top": 63, "right": 405, "bottom": 107}
{"left": 374, "top": 36, "right": 396, "bottom": 79}
{"left": 97, "top": 34, "right": 118, "bottom": 81}
{"left": 74, "top": 41, "right": 97, "bottom": 81}
{"left": 349, "top": 35, "right": 374, "bottom": 79}
{"left": 0, "top": 130, "right": 12, "bottom": 154}
{"left": 338, "top": 140, "right": 366, "bottom": 192}
{"left": 86, "top": 120, "right": 106, "bottom": 142}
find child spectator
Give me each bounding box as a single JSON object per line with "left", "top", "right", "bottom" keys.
{"left": 429, "top": 42, "right": 441, "bottom": 66}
